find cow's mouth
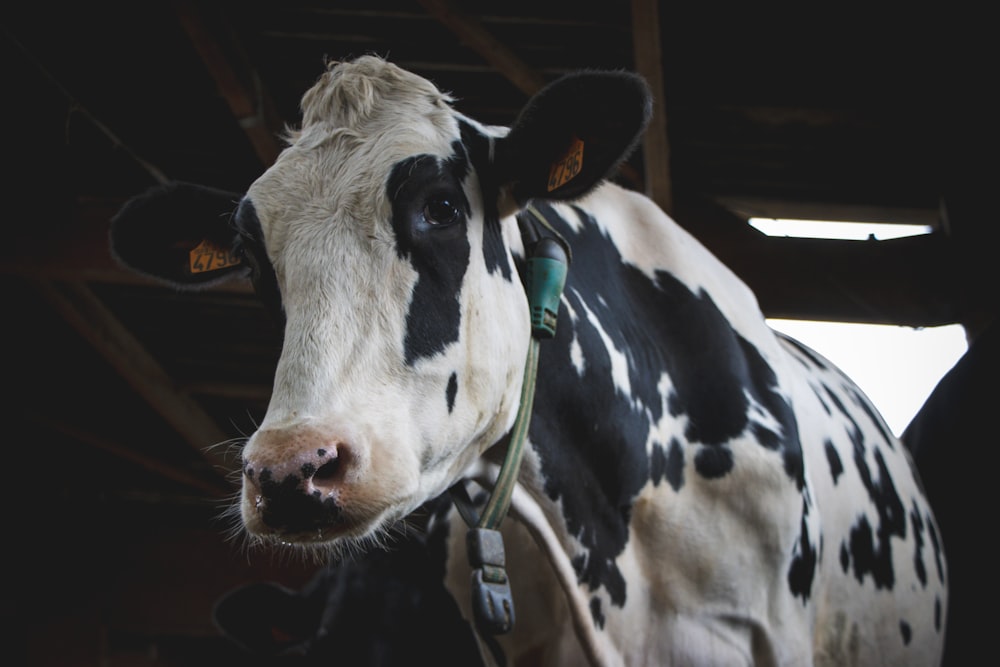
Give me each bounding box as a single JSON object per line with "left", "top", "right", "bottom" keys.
{"left": 241, "top": 467, "right": 354, "bottom": 542}
{"left": 258, "top": 491, "right": 341, "bottom": 531}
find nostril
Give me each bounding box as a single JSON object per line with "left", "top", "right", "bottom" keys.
{"left": 302, "top": 447, "right": 344, "bottom": 494}
{"left": 314, "top": 458, "right": 340, "bottom": 483}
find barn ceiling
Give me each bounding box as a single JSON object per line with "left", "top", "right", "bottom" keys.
{"left": 3, "top": 1, "right": 995, "bottom": 662}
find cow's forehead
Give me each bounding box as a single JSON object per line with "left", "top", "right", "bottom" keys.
{"left": 299, "top": 57, "right": 456, "bottom": 134}
{"left": 294, "top": 58, "right": 460, "bottom": 174}
{"left": 247, "top": 59, "right": 465, "bottom": 233}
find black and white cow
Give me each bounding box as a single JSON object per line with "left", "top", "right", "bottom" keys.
{"left": 111, "top": 56, "right": 947, "bottom": 666}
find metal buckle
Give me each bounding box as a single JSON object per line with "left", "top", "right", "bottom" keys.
{"left": 467, "top": 528, "right": 515, "bottom": 634}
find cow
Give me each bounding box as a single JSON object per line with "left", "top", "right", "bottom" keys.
{"left": 902, "top": 319, "right": 996, "bottom": 667}
{"left": 110, "top": 55, "right": 947, "bottom": 666}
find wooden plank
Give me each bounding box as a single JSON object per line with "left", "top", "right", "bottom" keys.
{"left": 34, "top": 280, "right": 237, "bottom": 477}
{"left": 172, "top": 0, "right": 283, "bottom": 167}
{"left": 631, "top": 0, "right": 673, "bottom": 214}
{"left": 720, "top": 234, "right": 961, "bottom": 326}
{"left": 36, "top": 417, "right": 231, "bottom": 497}
{"left": 670, "top": 196, "right": 964, "bottom": 326}
{"left": 417, "top": 0, "right": 547, "bottom": 95}
{"left": 183, "top": 380, "right": 272, "bottom": 402}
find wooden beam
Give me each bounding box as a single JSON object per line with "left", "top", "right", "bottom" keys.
{"left": 34, "top": 280, "right": 237, "bottom": 478}
{"left": 630, "top": 0, "right": 673, "bottom": 214}
{"left": 416, "top": 0, "right": 547, "bottom": 95}
{"left": 172, "top": 0, "right": 284, "bottom": 167}
{"left": 671, "top": 195, "right": 966, "bottom": 327}
{"left": 35, "top": 417, "right": 231, "bottom": 497}
{"left": 716, "top": 234, "right": 961, "bottom": 326}
{"left": 183, "top": 380, "right": 272, "bottom": 402}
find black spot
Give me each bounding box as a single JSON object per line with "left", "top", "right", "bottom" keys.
{"left": 650, "top": 437, "right": 685, "bottom": 492}
{"left": 935, "top": 597, "right": 942, "bottom": 632}
{"left": 844, "top": 442, "right": 905, "bottom": 590}
{"left": 845, "top": 517, "right": 877, "bottom": 584}
{"left": 909, "top": 500, "right": 928, "bottom": 587}
{"left": 826, "top": 379, "right": 895, "bottom": 462}
{"left": 650, "top": 441, "right": 667, "bottom": 486}
{"left": 664, "top": 438, "right": 685, "bottom": 492}
{"left": 900, "top": 620, "right": 912, "bottom": 645}
{"left": 823, "top": 382, "right": 851, "bottom": 421}
{"left": 572, "top": 550, "right": 626, "bottom": 613}
{"left": 810, "top": 383, "right": 832, "bottom": 415}
{"left": 589, "top": 596, "right": 605, "bottom": 629}
{"left": 929, "top": 519, "right": 944, "bottom": 585}
{"left": 446, "top": 372, "right": 458, "bottom": 413}
{"left": 788, "top": 499, "right": 817, "bottom": 602}
{"left": 694, "top": 444, "right": 733, "bottom": 479}
{"left": 846, "top": 384, "right": 896, "bottom": 449}
{"left": 387, "top": 149, "right": 472, "bottom": 364}
{"left": 824, "top": 439, "right": 844, "bottom": 484}
{"left": 779, "top": 334, "right": 830, "bottom": 370}
{"left": 751, "top": 420, "right": 780, "bottom": 450}
{"left": 459, "top": 121, "right": 511, "bottom": 281}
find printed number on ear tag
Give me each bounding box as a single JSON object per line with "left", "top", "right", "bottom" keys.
{"left": 547, "top": 137, "right": 584, "bottom": 192}
{"left": 189, "top": 239, "right": 241, "bottom": 274}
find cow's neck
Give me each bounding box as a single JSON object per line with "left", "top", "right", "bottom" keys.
{"left": 446, "top": 209, "right": 574, "bottom": 641}
{"left": 499, "top": 196, "right": 795, "bottom": 649}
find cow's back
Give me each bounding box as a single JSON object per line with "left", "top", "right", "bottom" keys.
{"left": 778, "top": 335, "right": 946, "bottom": 666}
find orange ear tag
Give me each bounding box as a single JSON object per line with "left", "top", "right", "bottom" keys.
{"left": 189, "top": 239, "right": 241, "bottom": 274}
{"left": 547, "top": 137, "right": 585, "bottom": 192}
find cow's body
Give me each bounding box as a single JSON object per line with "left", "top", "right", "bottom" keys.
{"left": 111, "top": 56, "right": 946, "bottom": 666}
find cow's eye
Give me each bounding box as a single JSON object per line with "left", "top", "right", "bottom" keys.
{"left": 423, "top": 197, "right": 460, "bottom": 226}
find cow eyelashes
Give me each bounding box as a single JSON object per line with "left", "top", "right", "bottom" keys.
{"left": 422, "top": 196, "right": 462, "bottom": 227}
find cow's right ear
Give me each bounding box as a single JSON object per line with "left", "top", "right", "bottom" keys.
{"left": 110, "top": 181, "right": 248, "bottom": 289}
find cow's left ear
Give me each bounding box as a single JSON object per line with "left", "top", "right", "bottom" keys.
{"left": 110, "top": 181, "right": 248, "bottom": 289}
{"left": 494, "top": 70, "right": 652, "bottom": 209}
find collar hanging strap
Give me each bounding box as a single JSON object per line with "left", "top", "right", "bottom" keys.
{"left": 451, "top": 205, "right": 569, "bottom": 636}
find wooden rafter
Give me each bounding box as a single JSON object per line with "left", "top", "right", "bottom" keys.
{"left": 34, "top": 280, "right": 237, "bottom": 479}
{"left": 172, "top": 0, "right": 283, "bottom": 167}
{"left": 416, "top": 0, "right": 547, "bottom": 96}
{"left": 630, "top": 0, "right": 673, "bottom": 215}
{"left": 37, "top": 417, "right": 231, "bottom": 497}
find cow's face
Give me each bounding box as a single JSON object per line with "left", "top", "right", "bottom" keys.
{"left": 235, "top": 63, "right": 533, "bottom": 547}
{"left": 109, "top": 56, "right": 651, "bottom": 553}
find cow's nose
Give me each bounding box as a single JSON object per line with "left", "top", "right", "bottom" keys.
{"left": 241, "top": 426, "right": 351, "bottom": 532}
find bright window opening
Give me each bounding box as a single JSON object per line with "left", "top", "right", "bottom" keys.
{"left": 749, "top": 218, "right": 932, "bottom": 240}
{"left": 768, "top": 319, "right": 968, "bottom": 437}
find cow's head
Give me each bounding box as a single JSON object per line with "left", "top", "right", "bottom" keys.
{"left": 111, "top": 56, "right": 650, "bottom": 553}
